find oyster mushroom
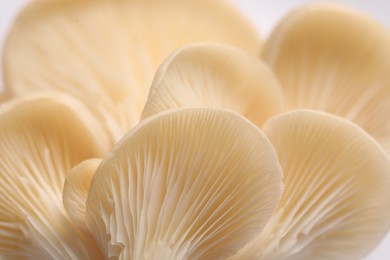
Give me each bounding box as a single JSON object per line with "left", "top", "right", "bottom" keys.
{"left": 85, "top": 108, "right": 283, "bottom": 259}
{"left": 63, "top": 158, "right": 102, "bottom": 234}
{"left": 231, "top": 110, "right": 390, "bottom": 259}
{"left": 141, "top": 43, "right": 284, "bottom": 128}
{"left": 2, "top": 0, "right": 260, "bottom": 144}
{"left": 262, "top": 3, "right": 390, "bottom": 153}
{"left": 0, "top": 94, "right": 105, "bottom": 259}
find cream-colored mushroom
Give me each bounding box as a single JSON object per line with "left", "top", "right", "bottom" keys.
{"left": 2, "top": 0, "right": 260, "bottom": 143}
{"left": 0, "top": 94, "right": 105, "bottom": 259}
{"left": 262, "top": 3, "right": 390, "bottom": 153}
{"left": 141, "top": 43, "right": 284, "bottom": 128}
{"left": 86, "top": 108, "right": 283, "bottom": 259}
{"left": 63, "top": 158, "right": 102, "bottom": 234}
{"left": 231, "top": 110, "right": 390, "bottom": 259}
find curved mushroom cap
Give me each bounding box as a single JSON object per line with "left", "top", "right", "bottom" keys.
{"left": 232, "top": 110, "right": 390, "bottom": 259}
{"left": 141, "top": 43, "right": 284, "bottom": 128}
{"left": 262, "top": 3, "right": 390, "bottom": 153}
{"left": 63, "top": 158, "right": 102, "bottom": 234}
{"left": 3, "top": 0, "right": 260, "bottom": 142}
{"left": 0, "top": 94, "right": 104, "bottom": 259}
{"left": 86, "top": 108, "right": 283, "bottom": 259}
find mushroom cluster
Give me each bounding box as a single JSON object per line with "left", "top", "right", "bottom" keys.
{"left": 1, "top": 1, "right": 390, "bottom": 259}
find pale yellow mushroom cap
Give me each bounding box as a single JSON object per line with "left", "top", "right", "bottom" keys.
{"left": 0, "top": 94, "right": 104, "bottom": 259}
{"left": 231, "top": 110, "right": 390, "bottom": 259}
{"left": 63, "top": 158, "right": 102, "bottom": 234}
{"left": 262, "top": 3, "right": 390, "bottom": 153}
{"left": 141, "top": 43, "right": 284, "bottom": 128}
{"left": 3, "top": 0, "right": 261, "bottom": 143}
{"left": 86, "top": 108, "right": 283, "bottom": 259}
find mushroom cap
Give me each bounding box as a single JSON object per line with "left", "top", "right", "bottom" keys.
{"left": 63, "top": 158, "right": 102, "bottom": 234}
{"left": 232, "top": 110, "right": 390, "bottom": 259}
{"left": 0, "top": 94, "right": 104, "bottom": 259}
{"left": 262, "top": 3, "right": 390, "bottom": 153}
{"left": 86, "top": 107, "right": 283, "bottom": 259}
{"left": 3, "top": 0, "right": 260, "bottom": 142}
{"left": 141, "top": 43, "right": 284, "bottom": 128}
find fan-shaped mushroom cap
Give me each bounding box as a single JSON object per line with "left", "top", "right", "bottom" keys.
{"left": 141, "top": 43, "right": 284, "bottom": 128}
{"left": 3, "top": 0, "right": 260, "bottom": 143}
{"left": 231, "top": 110, "right": 390, "bottom": 259}
{"left": 0, "top": 94, "right": 105, "bottom": 259}
{"left": 262, "top": 3, "right": 390, "bottom": 153}
{"left": 86, "top": 108, "right": 283, "bottom": 259}
{"left": 63, "top": 158, "right": 102, "bottom": 234}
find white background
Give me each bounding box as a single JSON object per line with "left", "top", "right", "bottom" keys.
{"left": 1, "top": 0, "right": 389, "bottom": 259}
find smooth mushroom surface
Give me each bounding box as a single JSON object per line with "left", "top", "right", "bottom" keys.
{"left": 262, "top": 3, "right": 390, "bottom": 153}
{"left": 0, "top": 94, "right": 105, "bottom": 259}
{"left": 2, "top": 0, "right": 260, "bottom": 144}
{"left": 231, "top": 110, "right": 390, "bottom": 259}
{"left": 86, "top": 108, "right": 283, "bottom": 259}
{"left": 141, "top": 43, "right": 284, "bottom": 128}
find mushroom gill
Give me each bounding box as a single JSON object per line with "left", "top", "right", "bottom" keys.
{"left": 2, "top": 0, "right": 260, "bottom": 143}
{"left": 262, "top": 3, "right": 390, "bottom": 153}
{"left": 231, "top": 110, "right": 390, "bottom": 259}
{"left": 63, "top": 158, "right": 102, "bottom": 234}
{"left": 141, "top": 43, "right": 283, "bottom": 128}
{"left": 86, "top": 108, "right": 283, "bottom": 259}
{"left": 0, "top": 94, "right": 105, "bottom": 259}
